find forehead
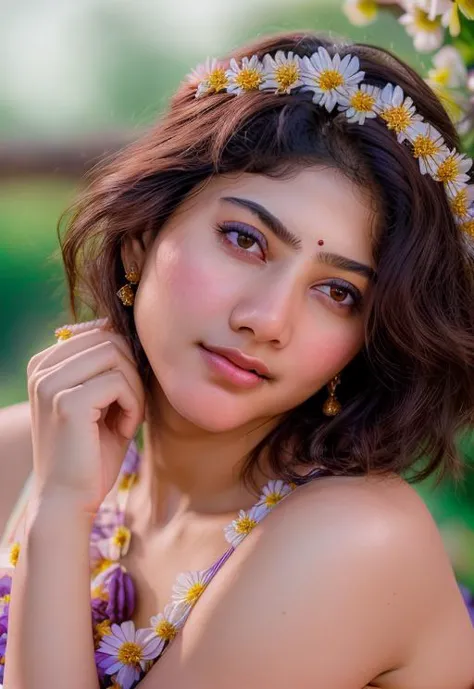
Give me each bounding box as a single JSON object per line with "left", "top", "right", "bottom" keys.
{"left": 189, "top": 168, "right": 377, "bottom": 265}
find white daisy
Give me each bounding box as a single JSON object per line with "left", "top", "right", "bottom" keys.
{"left": 98, "top": 525, "right": 132, "bottom": 562}
{"left": 188, "top": 57, "right": 229, "bottom": 98}
{"left": 338, "top": 83, "right": 380, "bottom": 124}
{"left": 171, "top": 569, "right": 212, "bottom": 612}
{"left": 300, "top": 47, "right": 365, "bottom": 113}
{"left": 226, "top": 55, "right": 265, "bottom": 94}
{"left": 447, "top": 183, "right": 474, "bottom": 224}
{"left": 260, "top": 51, "right": 302, "bottom": 94}
{"left": 150, "top": 602, "right": 186, "bottom": 647}
{"left": 256, "top": 479, "right": 293, "bottom": 508}
{"left": 406, "top": 121, "right": 449, "bottom": 176}
{"left": 419, "top": 0, "right": 453, "bottom": 20}
{"left": 433, "top": 150, "right": 473, "bottom": 196}
{"left": 342, "top": 0, "right": 379, "bottom": 26}
{"left": 377, "top": 83, "right": 424, "bottom": 143}
{"left": 224, "top": 504, "right": 269, "bottom": 547}
{"left": 399, "top": 2, "right": 445, "bottom": 52}
{"left": 427, "top": 46, "right": 468, "bottom": 89}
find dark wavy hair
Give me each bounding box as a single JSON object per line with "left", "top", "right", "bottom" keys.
{"left": 59, "top": 31, "right": 474, "bottom": 489}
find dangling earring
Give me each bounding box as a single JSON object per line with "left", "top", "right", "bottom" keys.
{"left": 117, "top": 263, "right": 140, "bottom": 307}
{"left": 322, "top": 375, "right": 342, "bottom": 416}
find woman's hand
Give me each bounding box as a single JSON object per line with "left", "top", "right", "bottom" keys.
{"left": 26, "top": 323, "right": 146, "bottom": 514}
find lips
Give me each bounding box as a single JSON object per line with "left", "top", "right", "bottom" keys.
{"left": 201, "top": 345, "right": 271, "bottom": 379}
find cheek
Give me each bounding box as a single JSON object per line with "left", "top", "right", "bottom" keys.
{"left": 291, "top": 321, "right": 363, "bottom": 393}
{"left": 150, "top": 237, "right": 234, "bottom": 320}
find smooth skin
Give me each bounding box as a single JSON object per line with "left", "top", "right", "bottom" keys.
{"left": 3, "top": 168, "right": 474, "bottom": 689}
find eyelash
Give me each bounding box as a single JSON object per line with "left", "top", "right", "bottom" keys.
{"left": 214, "top": 222, "right": 363, "bottom": 312}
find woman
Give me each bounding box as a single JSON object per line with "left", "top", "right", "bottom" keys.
{"left": 1, "top": 30, "right": 474, "bottom": 689}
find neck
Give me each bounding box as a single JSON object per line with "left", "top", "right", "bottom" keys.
{"left": 136, "top": 387, "right": 281, "bottom": 527}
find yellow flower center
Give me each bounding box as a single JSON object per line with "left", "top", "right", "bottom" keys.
{"left": 10, "top": 542, "right": 20, "bottom": 567}
{"left": 356, "top": 0, "right": 378, "bottom": 19}
{"left": 112, "top": 525, "right": 131, "bottom": 549}
{"left": 92, "top": 558, "right": 114, "bottom": 577}
{"left": 185, "top": 582, "right": 206, "bottom": 605}
{"left": 91, "top": 585, "right": 109, "bottom": 601}
{"left": 460, "top": 219, "right": 474, "bottom": 237}
{"left": 94, "top": 619, "right": 112, "bottom": 647}
{"left": 350, "top": 90, "right": 376, "bottom": 112}
{"left": 318, "top": 69, "right": 345, "bottom": 91}
{"left": 0, "top": 594, "right": 11, "bottom": 606}
{"left": 274, "top": 63, "right": 300, "bottom": 91}
{"left": 412, "top": 134, "right": 440, "bottom": 159}
{"left": 428, "top": 67, "right": 451, "bottom": 87}
{"left": 55, "top": 327, "right": 73, "bottom": 341}
{"left": 117, "top": 641, "right": 143, "bottom": 666}
{"left": 0, "top": 656, "right": 4, "bottom": 665}
{"left": 450, "top": 188, "right": 469, "bottom": 218}
{"left": 413, "top": 8, "right": 440, "bottom": 31}
{"left": 208, "top": 68, "right": 228, "bottom": 92}
{"left": 235, "top": 515, "right": 258, "bottom": 535}
{"left": 289, "top": 482, "right": 297, "bottom": 491}
{"left": 155, "top": 619, "right": 178, "bottom": 641}
{"left": 119, "top": 472, "right": 137, "bottom": 491}
{"left": 381, "top": 105, "right": 412, "bottom": 134}
{"left": 435, "top": 155, "right": 460, "bottom": 183}
{"left": 235, "top": 67, "right": 263, "bottom": 91}
{"left": 265, "top": 492, "right": 283, "bottom": 507}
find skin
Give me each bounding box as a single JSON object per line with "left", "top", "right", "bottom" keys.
{"left": 4, "top": 167, "right": 474, "bottom": 688}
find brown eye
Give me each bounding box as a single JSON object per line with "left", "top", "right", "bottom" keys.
{"left": 329, "top": 286, "right": 348, "bottom": 302}
{"left": 237, "top": 235, "right": 256, "bottom": 250}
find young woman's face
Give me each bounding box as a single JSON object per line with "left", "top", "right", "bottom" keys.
{"left": 133, "top": 167, "right": 376, "bottom": 432}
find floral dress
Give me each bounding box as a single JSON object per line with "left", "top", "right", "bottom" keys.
{"left": 0, "top": 439, "right": 473, "bottom": 689}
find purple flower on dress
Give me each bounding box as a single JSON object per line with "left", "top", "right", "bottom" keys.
{"left": 92, "top": 595, "right": 109, "bottom": 626}
{"left": 106, "top": 567, "right": 136, "bottom": 624}
{"left": 0, "top": 632, "right": 7, "bottom": 683}
{"left": 98, "top": 621, "right": 162, "bottom": 689}
{"left": 460, "top": 585, "right": 474, "bottom": 626}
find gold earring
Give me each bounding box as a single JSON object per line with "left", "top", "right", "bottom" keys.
{"left": 322, "top": 375, "right": 342, "bottom": 416}
{"left": 117, "top": 263, "right": 140, "bottom": 307}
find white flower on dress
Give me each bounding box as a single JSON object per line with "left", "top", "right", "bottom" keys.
{"left": 260, "top": 51, "right": 302, "bottom": 93}
{"left": 171, "top": 569, "right": 212, "bottom": 615}
{"left": 256, "top": 480, "right": 293, "bottom": 508}
{"left": 406, "top": 121, "right": 449, "bottom": 176}
{"left": 188, "top": 57, "right": 229, "bottom": 97}
{"left": 98, "top": 525, "right": 132, "bottom": 562}
{"left": 226, "top": 55, "right": 265, "bottom": 94}
{"left": 377, "top": 83, "right": 424, "bottom": 143}
{"left": 342, "top": 0, "right": 379, "bottom": 26}
{"left": 149, "top": 602, "right": 186, "bottom": 649}
{"left": 338, "top": 83, "right": 380, "bottom": 124}
{"left": 300, "top": 47, "right": 365, "bottom": 113}
{"left": 433, "top": 150, "right": 473, "bottom": 196}
{"left": 399, "top": 2, "right": 445, "bottom": 52}
{"left": 224, "top": 504, "right": 269, "bottom": 547}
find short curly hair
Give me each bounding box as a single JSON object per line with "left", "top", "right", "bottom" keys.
{"left": 58, "top": 31, "right": 474, "bottom": 491}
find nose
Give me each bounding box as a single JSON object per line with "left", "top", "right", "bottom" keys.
{"left": 229, "top": 274, "right": 297, "bottom": 347}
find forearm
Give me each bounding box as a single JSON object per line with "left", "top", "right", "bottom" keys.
{"left": 4, "top": 489, "right": 100, "bottom": 689}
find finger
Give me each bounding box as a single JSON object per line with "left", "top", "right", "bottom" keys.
{"left": 29, "top": 341, "right": 145, "bottom": 423}
{"left": 53, "top": 369, "right": 143, "bottom": 439}
{"left": 27, "top": 327, "right": 136, "bottom": 379}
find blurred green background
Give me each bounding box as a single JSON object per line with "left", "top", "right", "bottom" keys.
{"left": 0, "top": 0, "right": 472, "bottom": 587}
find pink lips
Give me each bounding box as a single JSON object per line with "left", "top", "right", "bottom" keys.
{"left": 199, "top": 345, "right": 269, "bottom": 389}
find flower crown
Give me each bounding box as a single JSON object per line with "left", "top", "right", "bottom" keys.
{"left": 188, "top": 47, "right": 474, "bottom": 238}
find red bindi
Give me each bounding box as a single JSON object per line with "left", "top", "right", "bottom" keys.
{"left": 318, "top": 239, "right": 324, "bottom": 246}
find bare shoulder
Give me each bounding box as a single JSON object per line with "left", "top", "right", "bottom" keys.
{"left": 0, "top": 401, "right": 34, "bottom": 536}
{"left": 148, "top": 472, "right": 474, "bottom": 689}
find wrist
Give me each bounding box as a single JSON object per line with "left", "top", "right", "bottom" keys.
{"left": 27, "top": 485, "right": 97, "bottom": 534}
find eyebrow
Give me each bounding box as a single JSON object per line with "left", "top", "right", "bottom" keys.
{"left": 220, "top": 196, "right": 376, "bottom": 280}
